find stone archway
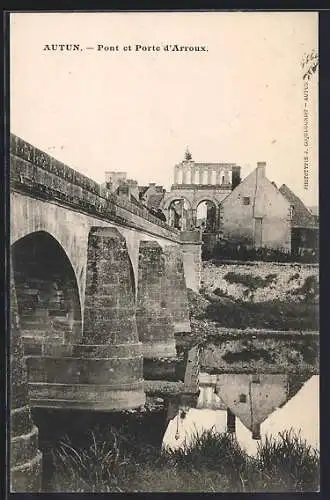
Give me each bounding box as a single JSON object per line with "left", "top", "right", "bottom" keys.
{"left": 194, "top": 198, "right": 219, "bottom": 232}
{"left": 161, "top": 196, "right": 193, "bottom": 230}
{"left": 11, "top": 230, "right": 82, "bottom": 346}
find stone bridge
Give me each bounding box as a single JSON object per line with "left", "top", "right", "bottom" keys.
{"left": 9, "top": 134, "right": 202, "bottom": 491}
{"left": 9, "top": 135, "right": 319, "bottom": 492}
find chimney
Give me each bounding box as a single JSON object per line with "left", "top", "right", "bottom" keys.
{"left": 105, "top": 171, "right": 127, "bottom": 193}
{"left": 231, "top": 166, "right": 241, "bottom": 190}
{"left": 117, "top": 183, "right": 130, "bottom": 199}
{"left": 256, "top": 162, "right": 266, "bottom": 179}
{"left": 126, "top": 179, "right": 139, "bottom": 200}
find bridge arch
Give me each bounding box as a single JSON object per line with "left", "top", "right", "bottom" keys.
{"left": 10, "top": 193, "right": 91, "bottom": 311}
{"left": 11, "top": 230, "right": 83, "bottom": 344}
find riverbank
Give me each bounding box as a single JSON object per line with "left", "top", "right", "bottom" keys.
{"left": 180, "top": 261, "right": 319, "bottom": 347}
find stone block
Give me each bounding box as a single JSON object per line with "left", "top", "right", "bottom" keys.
{"left": 10, "top": 267, "right": 42, "bottom": 492}
{"left": 163, "top": 245, "right": 191, "bottom": 334}
{"left": 26, "top": 356, "right": 143, "bottom": 385}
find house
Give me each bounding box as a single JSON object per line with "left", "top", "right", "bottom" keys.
{"left": 220, "top": 162, "right": 292, "bottom": 251}
{"left": 279, "top": 185, "right": 319, "bottom": 255}
{"left": 308, "top": 206, "right": 319, "bottom": 226}
{"left": 139, "top": 183, "right": 165, "bottom": 210}
{"left": 104, "top": 171, "right": 127, "bottom": 193}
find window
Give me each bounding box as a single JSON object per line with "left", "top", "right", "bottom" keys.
{"left": 243, "top": 196, "right": 250, "bottom": 205}
{"left": 289, "top": 205, "right": 295, "bottom": 219}
{"left": 239, "top": 394, "right": 247, "bottom": 403}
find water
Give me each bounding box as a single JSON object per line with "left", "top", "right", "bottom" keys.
{"left": 162, "top": 374, "right": 319, "bottom": 456}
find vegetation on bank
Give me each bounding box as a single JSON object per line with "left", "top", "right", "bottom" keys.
{"left": 186, "top": 264, "right": 319, "bottom": 333}
{"left": 187, "top": 290, "right": 318, "bottom": 334}
{"left": 48, "top": 428, "right": 319, "bottom": 492}
{"left": 202, "top": 243, "right": 318, "bottom": 264}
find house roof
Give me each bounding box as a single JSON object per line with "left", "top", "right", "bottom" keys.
{"left": 138, "top": 186, "right": 149, "bottom": 197}
{"left": 130, "top": 194, "right": 145, "bottom": 208}
{"left": 147, "top": 193, "right": 164, "bottom": 209}
{"left": 279, "top": 184, "right": 317, "bottom": 228}
{"left": 308, "top": 205, "right": 319, "bottom": 217}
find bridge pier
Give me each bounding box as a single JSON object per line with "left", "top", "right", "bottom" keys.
{"left": 78, "top": 226, "right": 146, "bottom": 410}
{"left": 10, "top": 264, "right": 42, "bottom": 492}
{"left": 136, "top": 241, "right": 177, "bottom": 359}
{"left": 164, "top": 245, "right": 191, "bottom": 334}
{"left": 180, "top": 231, "right": 203, "bottom": 292}
{"left": 23, "top": 227, "right": 145, "bottom": 411}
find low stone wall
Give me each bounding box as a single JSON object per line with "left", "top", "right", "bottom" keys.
{"left": 10, "top": 134, "right": 179, "bottom": 242}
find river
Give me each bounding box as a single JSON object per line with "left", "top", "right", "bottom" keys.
{"left": 163, "top": 375, "right": 319, "bottom": 456}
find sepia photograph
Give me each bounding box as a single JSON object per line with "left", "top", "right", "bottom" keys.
{"left": 8, "top": 10, "right": 319, "bottom": 493}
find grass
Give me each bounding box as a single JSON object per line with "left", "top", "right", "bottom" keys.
{"left": 48, "top": 427, "right": 319, "bottom": 493}
{"left": 204, "top": 300, "right": 319, "bottom": 331}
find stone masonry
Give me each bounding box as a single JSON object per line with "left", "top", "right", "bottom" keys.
{"left": 25, "top": 227, "right": 146, "bottom": 411}
{"left": 163, "top": 245, "right": 191, "bottom": 334}
{"left": 10, "top": 263, "right": 42, "bottom": 492}
{"left": 136, "top": 241, "right": 177, "bottom": 359}
{"left": 180, "top": 231, "right": 203, "bottom": 292}
{"left": 10, "top": 135, "right": 203, "bottom": 489}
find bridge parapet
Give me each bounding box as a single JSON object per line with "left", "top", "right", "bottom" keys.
{"left": 10, "top": 134, "right": 179, "bottom": 241}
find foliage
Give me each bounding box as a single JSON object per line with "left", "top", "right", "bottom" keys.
{"left": 292, "top": 275, "right": 319, "bottom": 303}
{"left": 224, "top": 271, "right": 277, "bottom": 291}
{"left": 51, "top": 430, "right": 128, "bottom": 492}
{"left": 255, "top": 430, "right": 320, "bottom": 492}
{"left": 203, "top": 241, "right": 318, "bottom": 264}
{"left": 204, "top": 299, "right": 318, "bottom": 330}
{"left": 48, "top": 427, "right": 319, "bottom": 493}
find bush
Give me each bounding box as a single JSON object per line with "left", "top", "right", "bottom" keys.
{"left": 205, "top": 242, "right": 318, "bottom": 264}
{"left": 204, "top": 300, "right": 319, "bottom": 330}
{"left": 224, "top": 271, "right": 277, "bottom": 290}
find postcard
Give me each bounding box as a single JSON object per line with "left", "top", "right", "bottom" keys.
{"left": 8, "top": 11, "right": 319, "bottom": 493}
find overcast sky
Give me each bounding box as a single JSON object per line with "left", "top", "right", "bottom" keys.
{"left": 10, "top": 11, "right": 318, "bottom": 206}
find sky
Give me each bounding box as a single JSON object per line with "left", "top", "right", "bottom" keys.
{"left": 10, "top": 11, "right": 318, "bottom": 206}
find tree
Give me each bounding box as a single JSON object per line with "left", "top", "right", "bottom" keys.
{"left": 302, "top": 49, "right": 319, "bottom": 81}
{"left": 184, "top": 147, "right": 192, "bottom": 161}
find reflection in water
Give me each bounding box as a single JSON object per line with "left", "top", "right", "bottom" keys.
{"left": 162, "top": 374, "right": 319, "bottom": 456}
